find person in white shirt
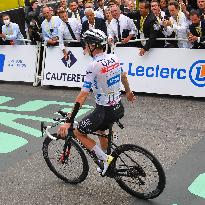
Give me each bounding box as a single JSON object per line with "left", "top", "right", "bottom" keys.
{"left": 81, "top": 2, "right": 104, "bottom": 23}
{"left": 41, "top": 6, "right": 62, "bottom": 46}
{"left": 162, "top": 1, "right": 191, "bottom": 48}
{"left": 58, "top": 9, "right": 82, "bottom": 60}
{"left": 104, "top": 7, "right": 113, "bottom": 32}
{"left": 95, "top": 0, "right": 107, "bottom": 19}
{"left": 67, "top": 0, "right": 84, "bottom": 22}
{"left": 151, "top": 0, "right": 166, "bottom": 20}
{"left": 0, "top": 14, "right": 24, "bottom": 45}
{"left": 108, "top": 4, "right": 137, "bottom": 45}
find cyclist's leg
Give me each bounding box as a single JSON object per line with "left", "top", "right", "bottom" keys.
{"left": 75, "top": 105, "right": 113, "bottom": 174}
{"left": 75, "top": 105, "right": 107, "bottom": 160}
{"left": 97, "top": 101, "right": 125, "bottom": 152}
{"left": 73, "top": 129, "right": 108, "bottom": 163}
{"left": 97, "top": 130, "right": 108, "bottom": 152}
{"left": 73, "top": 129, "right": 95, "bottom": 150}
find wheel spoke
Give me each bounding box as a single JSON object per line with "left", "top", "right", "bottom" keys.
{"left": 43, "top": 137, "right": 89, "bottom": 184}
{"left": 113, "top": 145, "right": 165, "bottom": 199}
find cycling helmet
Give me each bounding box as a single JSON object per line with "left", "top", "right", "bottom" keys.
{"left": 82, "top": 29, "right": 107, "bottom": 47}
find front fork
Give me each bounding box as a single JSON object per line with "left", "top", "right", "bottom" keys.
{"left": 60, "top": 129, "right": 73, "bottom": 163}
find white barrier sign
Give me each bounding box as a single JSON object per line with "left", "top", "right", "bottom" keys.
{"left": 42, "top": 47, "right": 91, "bottom": 87}
{"left": 0, "top": 45, "right": 38, "bottom": 82}
{"left": 115, "top": 47, "right": 205, "bottom": 97}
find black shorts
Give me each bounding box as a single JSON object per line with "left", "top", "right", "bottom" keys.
{"left": 77, "top": 101, "right": 124, "bottom": 134}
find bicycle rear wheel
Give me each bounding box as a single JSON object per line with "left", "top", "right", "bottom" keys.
{"left": 42, "top": 136, "right": 89, "bottom": 184}
{"left": 111, "top": 144, "right": 166, "bottom": 199}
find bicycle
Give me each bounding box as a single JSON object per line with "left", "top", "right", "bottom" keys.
{"left": 41, "top": 110, "right": 166, "bottom": 199}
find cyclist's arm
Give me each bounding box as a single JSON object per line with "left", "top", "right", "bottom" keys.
{"left": 121, "top": 72, "right": 136, "bottom": 102}
{"left": 121, "top": 72, "right": 131, "bottom": 93}
{"left": 75, "top": 90, "right": 89, "bottom": 106}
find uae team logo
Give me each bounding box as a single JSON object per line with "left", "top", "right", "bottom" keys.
{"left": 189, "top": 60, "right": 205, "bottom": 87}
{"left": 0, "top": 54, "right": 5, "bottom": 72}
{"left": 61, "top": 51, "right": 77, "bottom": 68}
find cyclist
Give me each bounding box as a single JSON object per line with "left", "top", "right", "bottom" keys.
{"left": 58, "top": 29, "right": 136, "bottom": 175}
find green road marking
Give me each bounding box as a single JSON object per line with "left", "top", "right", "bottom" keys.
{"left": 0, "top": 98, "right": 93, "bottom": 112}
{"left": 0, "top": 112, "right": 53, "bottom": 138}
{"left": 0, "top": 96, "right": 14, "bottom": 104}
{"left": 188, "top": 173, "right": 205, "bottom": 199}
{"left": 0, "top": 132, "right": 28, "bottom": 153}
{"left": 0, "top": 96, "right": 93, "bottom": 153}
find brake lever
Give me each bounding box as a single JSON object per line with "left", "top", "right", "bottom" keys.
{"left": 57, "top": 110, "right": 67, "bottom": 117}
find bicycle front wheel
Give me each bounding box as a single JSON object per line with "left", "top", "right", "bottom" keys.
{"left": 42, "top": 136, "right": 89, "bottom": 184}
{"left": 111, "top": 144, "right": 166, "bottom": 199}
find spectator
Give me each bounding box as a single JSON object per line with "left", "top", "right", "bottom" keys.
{"left": 26, "top": 0, "right": 43, "bottom": 44}
{"left": 151, "top": 0, "right": 166, "bottom": 48}
{"left": 81, "top": 8, "right": 107, "bottom": 35}
{"left": 25, "top": 0, "right": 43, "bottom": 24}
{"left": 108, "top": 4, "right": 137, "bottom": 45}
{"left": 41, "top": 6, "right": 61, "bottom": 46}
{"left": 49, "top": 7, "right": 55, "bottom": 16}
{"left": 151, "top": 0, "right": 166, "bottom": 19}
{"left": 136, "top": 0, "right": 158, "bottom": 56}
{"left": 77, "top": 0, "right": 85, "bottom": 12}
{"left": 95, "top": 0, "right": 107, "bottom": 19}
{"left": 58, "top": 0, "right": 69, "bottom": 12}
{"left": 163, "top": 1, "right": 191, "bottom": 48}
{"left": 108, "top": 0, "right": 118, "bottom": 7}
{"left": 108, "top": 0, "right": 125, "bottom": 13}
{"left": 104, "top": 7, "right": 113, "bottom": 53}
{"left": 0, "top": 14, "right": 25, "bottom": 45}
{"left": 68, "top": 0, "right": 85, "bottom": 22}
{"left": 58, "top": 10, "right": 82, "bottom": 59}
{"left": 104, "top": 7, "right": 113, "bottom": 28}
{"left": 160, "top": 0, "right": 170, "bottom": 16}
{"left": 179, "top": 0, "right": 193, "bottom": 19}
{"left": 127, "top": 1, "right": 135, "bottom": 12}
{"left": 197, "top": 0, "right": 205, "bottom": 19}
{"left": 0, "top": 17, "right": 3, "bottom": 45}
{"left": 188, "top": 9, "right": 205, "bottom": 48}
{"left": 82, "top": 2, "right": 104, "bottom": 22}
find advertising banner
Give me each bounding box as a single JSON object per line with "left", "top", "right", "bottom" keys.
{"left": 42, "top": 46, "right": 91, "bottom": 87}
{"left": 0, "top": 45, "right": 38, "bottom": 82}
{"left": 115, "top": 47, "right": 205, "bottom": 97}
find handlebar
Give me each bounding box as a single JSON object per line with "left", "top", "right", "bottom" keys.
{"left": 41, "top": 110, "right": 78, "bottom": 140}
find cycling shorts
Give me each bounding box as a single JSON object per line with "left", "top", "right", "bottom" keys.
{"left": 77, "top": 101, "right": 124, "bottom": 134}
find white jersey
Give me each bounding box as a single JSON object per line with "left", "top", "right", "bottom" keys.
{"left": 82, "top": 53, "right": 122, "bottom": 106}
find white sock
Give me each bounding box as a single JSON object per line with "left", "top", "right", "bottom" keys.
{"left": 102, "top": 149, "right": 107, "bottom": 154}
{"left": 91, "top": 144, "right": 107, "bottom": 162}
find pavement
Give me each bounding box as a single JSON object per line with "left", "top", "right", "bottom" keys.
{"left": 0, "top": 81, "right": 204, "bottom": 205}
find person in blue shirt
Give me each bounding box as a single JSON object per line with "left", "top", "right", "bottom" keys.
{"left": 0, "top": 14, "right": 25, "bottom": 45}
{"left": 41, "top": 6, "right": 62, "bottom": 46}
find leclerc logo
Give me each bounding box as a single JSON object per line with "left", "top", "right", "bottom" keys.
{"left": 126, "top": 60, "right": 205, "bottom": 87}
{"left": 0, "top": 54, "right": 5, "bottom": 72}
{"left": 189, "top": 60, "right": 205, "bottom": 87}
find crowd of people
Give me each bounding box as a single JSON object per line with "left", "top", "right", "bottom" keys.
{"left": 0, "top": 0, "right": 205, "bottom": 57}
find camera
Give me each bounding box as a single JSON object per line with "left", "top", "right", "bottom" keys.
{"left": 29, "top": 19, "right": 42, "bottom": 44}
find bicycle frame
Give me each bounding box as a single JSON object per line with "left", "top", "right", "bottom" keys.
{"left": 41, "top": 111, "right": 123, "bottom": 173}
